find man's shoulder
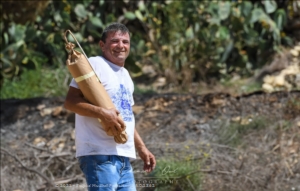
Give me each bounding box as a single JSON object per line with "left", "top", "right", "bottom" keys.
{"left": 122, "top": 67, "right": 132, "bottom": 78}
{"left": 88, "top": 56, "right": 105, "bottom": 64}
{"left": 88, "top": 56, "right": 110, "bottom": 69}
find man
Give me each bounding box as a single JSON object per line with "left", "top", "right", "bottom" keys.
{"left": 64, "top": 23, "right": 156, "bottom": 191}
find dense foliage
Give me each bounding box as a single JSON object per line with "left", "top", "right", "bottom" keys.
{"left": 1, "top": 0, "right": 299, "bottom": 99}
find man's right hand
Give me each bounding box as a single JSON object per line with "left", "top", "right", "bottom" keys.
{"left": 64, "top": 87, "right": 125, "bottom": 136}
{"left": 98, "top": 108, "right": 125, "bottom": 136}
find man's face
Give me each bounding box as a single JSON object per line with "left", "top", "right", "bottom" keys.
{"left": 99, "top": 31, "right": 130, "bottom": 67}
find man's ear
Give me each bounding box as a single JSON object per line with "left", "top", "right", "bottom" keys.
{"left": 99, "top": 41, "right": 104, "bottom": 51}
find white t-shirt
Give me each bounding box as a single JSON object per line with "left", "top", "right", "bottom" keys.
{"left": 69, "top": 56, "right": 136, "bottom": 159}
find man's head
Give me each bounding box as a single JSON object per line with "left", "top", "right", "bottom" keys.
{"left": 99, "top": 23, "right": 130, "bottom": 67}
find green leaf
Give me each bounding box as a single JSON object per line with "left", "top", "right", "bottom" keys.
{"left": 3, "top": 32, "right": 9, "bottom": 45}
{"left": 54, "top": 12, "right": 63, "bottom": 22}
{"left": 218, "top": 2, "right": 231, "bottom": 20}
{"left": 185, "top": 26, "right": 194, "bottom": 39}
{"left": 272, "top": 28, "right": 281, "bottom": 44}
{"left": 231, "top": 16, "right": 243, "bottom": 31}
{"left": 244, "top": 29, "right": 259, "bottom": 46}
{"left": 240, "top": 1, "right": 253, "bottom": 17}
{"left": 217, "top": 47, "right": 225, "bottom": 54}
{"left": 250, "top": 8, "right": 264, "bottom": 23}
{"left": 137, "top": 40, "right": 145, "bottom": 50}
{"left": 68, "top": 32, "right": 83, "bottom": 43}
{"left": 206, "top": 2, "right": 219, "bottom": 17}
{"left": 22, "top": 57, "right": 29, "bottom": 64}
{"left": 208, "top": 18, "right": 220, "bottom": 25}
{"left": 8, "top": 24, "right": 26, "bottom": 42}
{"left": 138, "top": 1, "right": 146, "bottom": 11}
{"left": 74, "top": 4, "right": 88, "bottom": 18}
{"left": 82, "top": 0, "right": 92, "bottom": 7}
{"left": 28, "top": 51, "right": 48, "bottom": 68}
{"left": 0, "top": 22, "right": 3, "bottom": 33}
{"left": 25, "top": 25, "right": 37, "bottom": 41}
{"left": 3, "top": 40, "right": 24, "bottom": 53}
{"left": 0, "top": 57, "right": 13, "bottom": 66}
{"left": 105, "top": 14, "right": 115, "bottom": 23}
{"left": 218, "top": 27, "right": 229, "bottom": 40}
{"left": 89, "top": 16, "right": 103, "bottom": 27}
{"left": 274, "top": 9, "right": 286, "bottom": 30}
{"left": 8, "top": 23, "right": 16, "bottom": 36}
{"left": 135, "top": 10, "right": 144, "bottom": 21}
{"left": 263, "top": 0, "right": 277, "bottom": 14}
{"left": 124, "top": 12, "right": 136, "bottom": 20}
{"left": 220, "top": 40, "right": 233, "bottom": 62}
{"left": 194, "top": 23, "right": 200, "bottom": 32}
{"left": 46, "top": 33, "right": 55, "bottom": 43}
{"left": 282, "top": 36, "right": 293, "bottom": 46}
{"left": 276, "top": 14, "right": 282, "bottom": 30}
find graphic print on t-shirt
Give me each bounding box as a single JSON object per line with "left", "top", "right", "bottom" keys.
{"left": 111, "top": 84, "right": 133, "bottom": 122}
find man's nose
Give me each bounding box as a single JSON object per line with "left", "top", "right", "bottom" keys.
{"left": 117, "top": 41, "right": 124, "bottom": 48}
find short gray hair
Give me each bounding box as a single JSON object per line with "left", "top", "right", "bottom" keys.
{"left": 101, "top": 23, "right": 130, "bottom": 43}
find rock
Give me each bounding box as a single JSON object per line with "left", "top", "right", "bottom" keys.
{"left": 262, "top": 83, "right": 274, "bottom": 92}
{"left": 281, "top": 65, "right": 299, "bottom": 75}
{"left": 290, "top": 49, "right": 299, "bottom": 57}
{"left": 263, "top": 75, "right": 275, "bottom": 84}
{"left": 36, "top": 104, "right": 46, "bottom": 110}
{"left": 273, "top": 75, "right": 285, "bottom": 87}
{"left": 153, "top": 77, "right": 166, "bottom": 88}
{"left": 199, "top": 118, "right": 207, "bottom": 124}
{"left": 294, "top": 45, "right": 300, "bottom": 52}
{"left": 33, "top": 137, "right": 47, "bottom": 147}
{"left": 43, "top": 120, "right": 55, "bottom": 130}
{"left": 52, "top": 106, "right": 63, "bottom": 117}
{"left": 240, "top": 117, "right": 251, "bottom": 125}
{"left": 292, "top": 57, "right": 299, "bottom": 63}
{"left": 211, "top": 97, "right": 226, "bottom": 106}
{"left": 142, "top": 65, "right": 157, "bottom": 77}
{"left": 40, "top": 108, "right": 53, "bottom": 117}
{"left": 231, "top": 116, "right": 241, "bottom": 122}
{"left": 132, "top": 105, "right": 145, "bottom": 115}
{"left": 58, "top": 142, "right": 65, "bottom": 148}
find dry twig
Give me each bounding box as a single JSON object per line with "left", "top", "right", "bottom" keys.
{"left": 0, "top": 147, "right": 55, "bottom": 187}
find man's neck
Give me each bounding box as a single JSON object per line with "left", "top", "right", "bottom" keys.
{"left": 102, "top": 56, "right": 124, "bottom": 67}
{"left": 102, "top": 56, "right": 124, "bottom": 68}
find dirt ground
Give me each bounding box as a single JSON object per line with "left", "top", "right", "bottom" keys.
{"left": 1, "top": 90, "right": 300, "bottom": 191}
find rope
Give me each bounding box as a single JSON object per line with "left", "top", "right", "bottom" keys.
{"left": 64, "top": 30, "right": 101, "bottom": 83}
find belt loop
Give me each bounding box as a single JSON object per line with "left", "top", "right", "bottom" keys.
{"left": 109, "top": 155, "right": 112, "bottom": 163}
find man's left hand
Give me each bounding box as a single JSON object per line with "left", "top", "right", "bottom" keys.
{"left": 137, "top": 146, "right": 156, "bottom": 173}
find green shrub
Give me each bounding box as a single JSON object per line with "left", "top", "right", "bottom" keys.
{"left": 218, "top": 116, "right": 270, "bottom": 147}
{"left": 1, "top": 1, "right": 299, "bottom": 97}
{"left": 148, "top": 157, "right": 204, "bottom": 191}
{"left": 0, "top": 67, "right": 71, "bottom": 99}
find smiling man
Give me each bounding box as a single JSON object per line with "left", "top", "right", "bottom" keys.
{"left": 64, "top": 23, "right": 156, "bottom": 191}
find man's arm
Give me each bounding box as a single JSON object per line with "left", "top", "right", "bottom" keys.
{"left": 64, "top": 86, "right": 125, "bottom": 135}
{"left": 134, "top": 128, "right": 156, "bottom": 172}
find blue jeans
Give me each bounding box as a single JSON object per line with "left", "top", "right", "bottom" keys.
{"left": 78, "top": 155, "right": 136, "bottom": 191}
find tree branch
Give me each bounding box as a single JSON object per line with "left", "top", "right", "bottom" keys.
{"left": 0, "top": 147, "right": 55, "bottom": 187}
